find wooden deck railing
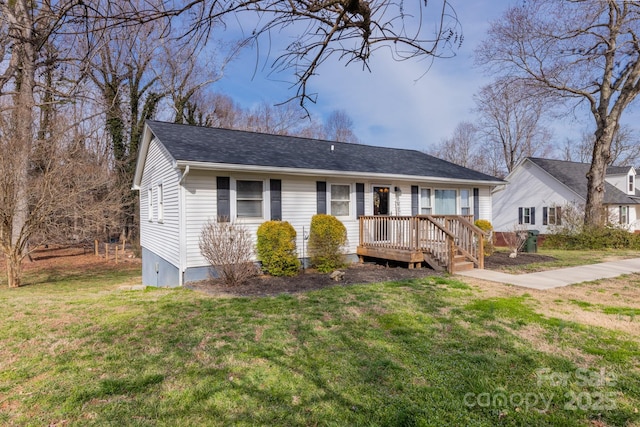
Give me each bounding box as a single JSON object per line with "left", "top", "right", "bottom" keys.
{"left": 358, "top": 215, "right": 485, "bottom": 272}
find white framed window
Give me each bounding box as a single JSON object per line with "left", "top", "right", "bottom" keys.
{"left": 330, "top": 184, "right": 351, "bottom": 217}
{"left": 157, "top": 183, "right": 164, "bottom": 223}
{"left": 420, "top": 188, "right": 432, "bottom": 214}
{"left": 629, "top": 175, "right": 635, "bottom": 193}
{"left": 147, "top": 188, "right": 153, "bottom": 222}
{"left": 236, "top": 180, "right": 264, "bottom": 218}
{"left": 620, "top": 206, "right": 629, "bottom": 224}
{"left": 460, "top": 189, "right": 470, "bottom": 215}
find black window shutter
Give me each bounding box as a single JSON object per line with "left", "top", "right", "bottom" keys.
{"left": 356, "top": 183, "right": 365, "bottom": 217}
{"left": 531, "top": 207, "right": 536, "bottom": 225}
{"left": 316, "top": 181, "right": 327, "bottom": 214}
{"left": 270, "top": 179, "right": 282, "bottom": 221}
{"left": 557, "top": 206, "right": 562, "bottom": 225}
{"left": 473, "top": 188, "right": 480, "bottom": 220}
{"left": 518, "top": 207, "right": 523, "bottom": 224}
{"left": 411, "top": 186, "right": 419, "bottom": 216}
{"left": 216, "top": 177, "right": 230, "bottom": 222}
{"left": 543, "top": 207, "right": 548, "bottom": 225}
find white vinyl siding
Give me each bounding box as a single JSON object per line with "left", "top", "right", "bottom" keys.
{"left": 492, "top": 160, "right": 576, "bottom": 233}
{"left": 139, "top": 139, "right": 181, "bottom": 266}
{"left": 184, "top": 170, "right": 217, "bottom": 268}
{"left": 179, "top": 169, "right": 497, "bottom": 268}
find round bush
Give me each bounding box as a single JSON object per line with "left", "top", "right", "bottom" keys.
{"left": 474, "top": 219, "right": 495, "bottom": 256}
{"left": 308, "top": 214, "right": 347, "bottom": 273}
{"left": 256, "top": 221, "right": 300, "bottom": 276}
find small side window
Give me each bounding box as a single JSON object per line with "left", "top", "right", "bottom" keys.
{"left": 157, "top": 184, "right": 164, "bottom": 223}
{"left": 147, "top": 188, "right": 153, "bottom": 222}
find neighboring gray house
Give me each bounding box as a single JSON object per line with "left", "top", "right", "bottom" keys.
{"left": 493, "top": 157, "right": 640, "bottom": 234}
{"left": 133, "top": 120, "right": 503, "bottom": 287}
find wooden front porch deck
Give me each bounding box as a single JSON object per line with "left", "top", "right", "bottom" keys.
{"left": 356, "top": 215, "right": 485, "bottom": 274}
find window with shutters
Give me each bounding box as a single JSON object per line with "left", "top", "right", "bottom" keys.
{"left": 620, "top": 206, "right": 629, "bottom": 225}
{"left": 330, "top": 184, "right": 351, "bottom": 217}
{"left": 236, "top": 180, "right": 263, "bottom": 218}
{"left": 519, "top": 207, "right": 535, "bottom": 225}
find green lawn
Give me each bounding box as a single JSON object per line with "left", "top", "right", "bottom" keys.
{"left": 0, "top": 263, "right": 639, "bottom": 426}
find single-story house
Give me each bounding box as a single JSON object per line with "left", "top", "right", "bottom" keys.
{"left": 492, "top": 157, "right": 640, "bottom": 234}
{"left": 132, "top": 120, "right": 504, "bottom": 287}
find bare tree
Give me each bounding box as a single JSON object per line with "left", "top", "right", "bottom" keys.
{"left": 430, "top": 121, "right": 479, "bottom": 169}
{"left": 474, "top": 79, "right": 553, "bottom": 175}
{"left": 324, "top": 110, "right": 360, "bottom": 143}
{"left": 563, "top": 126, "right": 640, "bottom": 167}
{"left": 477, "top": 0, "right": 640, "bottom": 227}
{"left": 103, "top": 0, "right": 462, "bottom": 108}
{"left": 0, "top": 113, "right": 120, "bottom": 287}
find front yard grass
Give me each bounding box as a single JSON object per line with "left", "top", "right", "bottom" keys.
{"left": 492, "top": 248, "right": 640, "bottom": 273}
{"left": 0, "top": 262, "right": 639, "bottom": 426}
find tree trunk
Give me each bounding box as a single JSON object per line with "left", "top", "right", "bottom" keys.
{"left": 584, "top": 123, "right": 617, "bottom": 227}
{"left": 5, "top": 252, "right": 23, "bottom": 288}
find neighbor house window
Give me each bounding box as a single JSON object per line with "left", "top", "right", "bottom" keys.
{"left": 236, "top": 180, "right": 263, "bottom": 218}
{"left": 518, "top": 207, "right": 535, "bottom": 225}
{"left": 147, "top": 188, "right": 153, "bottom": 222}
{"left": 629, "top": 175, "right": 635, "bottom": 193}
{"left": 543, "top": 206, "right": 561, "bottom": 225}
{"left": 620, "top": 206, "right": 629, "bottom": 224}
{"left": 330, "top": 184, "right": 350, "bottom": 216}
{"left": 420, "top": 188, "right": 432, "bottom": 214}
{"left": 157, "top": 184, "right": 164, "bottom": 223}
{"left": 460, "top": 189, "right": 470, "bottom": 215}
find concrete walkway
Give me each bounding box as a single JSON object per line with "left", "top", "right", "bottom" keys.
{"left": 456, "top": 257, "right": 640, "bottom": 290}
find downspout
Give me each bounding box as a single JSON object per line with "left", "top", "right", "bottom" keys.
{"left": 179, "top": 165, "right": 190, "bottom": 185}
{"left": 178, "top": 165, "right": 190, "bottom": 286}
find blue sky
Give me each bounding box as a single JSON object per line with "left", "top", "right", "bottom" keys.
{"left": 211, "top": 1, "right": 587, "bottom": 150}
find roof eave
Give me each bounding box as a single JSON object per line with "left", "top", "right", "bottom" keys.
{"left": 132, "top": 123, "right": 155, "bottom": 190}
{"left": 174, "top": 160, "right": 504, "bottom": 186}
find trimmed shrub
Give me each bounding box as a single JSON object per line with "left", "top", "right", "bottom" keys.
{"left": 543, "top": 226, "right": 640, "bottom": 250}
{"left": 308, "top": 214, "right": 347, "bottom": 273}
{"left": 474, "top": 219, "right": 495, "bottom": 256}
{"left": 256, "top": 221, "right": 301, "bottom": 276}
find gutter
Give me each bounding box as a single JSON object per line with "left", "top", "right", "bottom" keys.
{"left": 174, "top": 160, "right": 505, "bottom": 186}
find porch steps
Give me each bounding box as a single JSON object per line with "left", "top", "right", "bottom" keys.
{"left": 423, "top": 252, "right": 445, "bottom": 272}
{"left": 424, "top": 252, "right": 475, "bottom": 273}
{"left": 452, "top": 257, "right": 475, "bottom": 272}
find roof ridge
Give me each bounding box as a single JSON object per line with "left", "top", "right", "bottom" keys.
{"left": 146, "top": 119, "right": 429, "bottom": 156}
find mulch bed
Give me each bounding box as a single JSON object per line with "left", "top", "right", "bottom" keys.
{"left": 186, "top": 252, "right": 557, "bottom": 297}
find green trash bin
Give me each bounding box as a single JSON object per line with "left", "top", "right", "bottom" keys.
{"left": 525, "top": 230, "right": 539, "bottom": 253}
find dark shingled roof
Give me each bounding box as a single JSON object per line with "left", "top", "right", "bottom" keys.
{"left": 528, "top": 157, "right": 639, "bottom": 204}
{"left": 146, "top": 120, "right": 502, "bottom": 182}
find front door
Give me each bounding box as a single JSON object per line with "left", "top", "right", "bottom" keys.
{"left": 373, "top": 186, "right": 390, "bottom": 241}
{"left": 373, "top": 186, "right": 390, "bottom": 216}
